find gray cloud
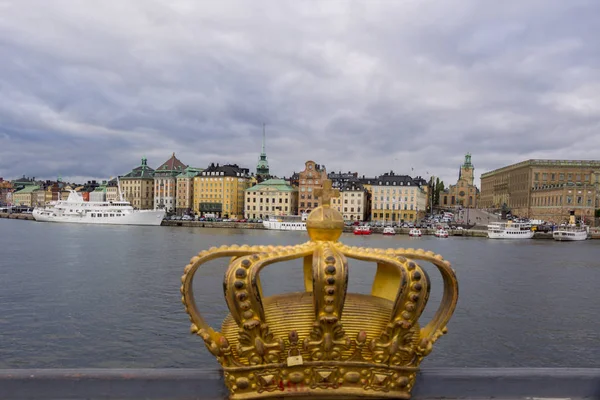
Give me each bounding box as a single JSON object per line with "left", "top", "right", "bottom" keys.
{"left": 1, "top": 0, "right": 600, "bottom": 186}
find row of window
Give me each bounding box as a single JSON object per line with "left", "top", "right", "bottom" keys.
{"left": 534, "top": 172, "right": 596, "bottom": 183}
{"left": 371, "top": 212, "right": 415, "bottom": 220}
{"left": 246, "top": 205, "right": 290, "bottom": 212}
{"left": 248, "top": 197, "right": 289, "bottom": 203}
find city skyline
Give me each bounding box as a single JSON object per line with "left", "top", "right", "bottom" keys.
{"left": 2, "top": 1, "right": 600, "bottom": 184}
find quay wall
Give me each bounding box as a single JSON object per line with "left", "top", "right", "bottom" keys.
{"left": 0, "top": 212, "right": 34, "bottom": 220}
{"left": 0, "top": 367, "right": 598, "bottom": 400}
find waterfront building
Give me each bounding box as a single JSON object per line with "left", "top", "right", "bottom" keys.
{"left": 244, "top": 178, "right": 298, "bottom": 220}
{"left": 154, "top": 153, "right": 187, "bottom": 213}
{"left": 255, "top": 125, "right": 270, "bottom": 182}
{"left": 176, "top": 167, "right": 204, "bottom": 215}
{"left": 192, "top": 163, "right": 251, "bottom": 219}
{"left": 370, "top": 172, "right": 427, "bottom": 223}
{"left": 297, "top": 160, "right": 328, "bottom": 214}
{"left": 480, "top": 159, "right": 600, "bottom": 220}
{"left": 105, "top": 178, "right": 119, "bottom": 202}
{"left": 121, "top": 157, "right": 155, "bottom": 210}
{"left": 12, "top": 185, "right": 40, "bottom": 206}
{"left": 441, "top": 154, "right": 479, "bottom": 208}
{"left": 330, "top": 179, "right": 370, "bottom": 221}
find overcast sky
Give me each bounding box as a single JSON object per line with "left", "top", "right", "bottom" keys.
{"left": 1, "top": 0, "right": 599, "bottom": 186}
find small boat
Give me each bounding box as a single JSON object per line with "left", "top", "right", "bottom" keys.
{"left": 435, "top": 228, "right": 449, "bottom": 238}
{"left": 382, "top": 226, "right": 396, "bottom": 236}
{"left": 353, "top": 225, "right": 372, "bottom": 235}
{"left": 552, "top": 212, "right": 588, "bottom": 241}
{"left": 408, "top": 228, "right": 422, "bottom": 237}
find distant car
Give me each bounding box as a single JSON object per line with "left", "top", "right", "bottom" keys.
{"left": 182, "top": 215, "right": 193, "bottom": 221}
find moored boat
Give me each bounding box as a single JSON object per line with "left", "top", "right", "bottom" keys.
{"left": 435, "top": 228, "right": 449, "bottom": 238}
{"left": 353, "top": 225, "right": 372, "bottom": 235}
{"left": 262, "top": 213, "right": 308, "bottom": 231}
{"left": 553, "top": 211, "right": 588, "bottom": 241}
{"left": 487, "top": 221, "right": 534, "bottom": 239}
{"left": 408, "top": 228, "right": 422, "bottom": 237}
{"left": 382, "top": 226, "right": 396, "bottom": 236}
{"left": 32, "top": 190, "right": 165, "bottom": 226}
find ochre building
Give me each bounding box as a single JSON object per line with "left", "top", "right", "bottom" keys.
{"left": 192, "top": 163, "right": 250, "bottom": 219}
{"left": 244, "top": 179, "right": 298, "bottom": 220}
{"left": 441, "top": 154, "right": 479, "bottom": 208}
{"left": 480, "top": 159, "right": 600, "bottom": 221}
{"left": 176, "top": 167, "right": 203, "bottom": 215}
{"left": 370, "top": 172, "right": 427, "bottom": 223}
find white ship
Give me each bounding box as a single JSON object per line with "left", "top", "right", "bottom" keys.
{"left": 487, "top": 221, "right": 534, "bottom": 239}
{"left": 262, "top": 213, "right": 308, "bottom": 231}
{"left": 553, "top": 212, "right": 588, "bottom": 241}
{"left": 32, "top": 190, "right": 165, "bottom": 226}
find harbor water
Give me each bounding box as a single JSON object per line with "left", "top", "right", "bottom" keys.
{"left": 0, "top": 219, "right": 599, "bottom": 369}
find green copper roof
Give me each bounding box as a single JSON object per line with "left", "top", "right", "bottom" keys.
{"left": 177, "top": 166, "right": 204, "bottom": 178}
{"left": 14, "top": 185, "right": 40, "bottom": 194}
{"left": 122, "top": 157, "right": 155, "bottom": 179}
{"left": 246, "top": 179, "right": 295, "bottom": 192}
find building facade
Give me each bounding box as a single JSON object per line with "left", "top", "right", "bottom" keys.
{"left": 480, "top": 159, "right": 600, "bottom": 220}
{"left": 530, "top": 183, "right": 598, "bottom": 224}
{"left": 176, "top": 167, "right": 203, "bottom": 215}
{"left": 192, "top": 163, "right": 251, "bottom": 219}
{"left": 370, "top": 172, "right": 427, "bottom": 223}
{"left": 106, "top": 178, "right": 119, "bottom": 202}
{"left": 441, "top": 154, "right": 479, "bottom": 208}
{"left": 244, "top": 179, "right": 298, "bottom": 220}
{"left": 154, "top": 153, "right": 187, "bottom": 212}
{"left": 297, "top": 160, "right": 328, "bottom": 215}
{"left": 121, "top": 157, "right": 155, "bottom": 209}
{"left": 330, "top": 180, "right": 370, "bottom": 221}
{"left": 13, "top": 185, "right": 40, "bottom": 206}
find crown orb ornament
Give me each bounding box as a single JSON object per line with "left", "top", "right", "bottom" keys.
{"left": 181, "top": 185, "right": 458, "bottom": 399}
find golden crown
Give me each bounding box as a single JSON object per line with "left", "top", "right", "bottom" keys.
{"left": 181, "top": 182, "right": 458, "bottom": 399}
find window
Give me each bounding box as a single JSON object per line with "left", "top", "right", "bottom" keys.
{"left": 534, "top": 173, "right": 539, "bottom": 181}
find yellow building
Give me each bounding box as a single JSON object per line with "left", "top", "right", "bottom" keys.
{"left": 121, "top": 157, "right": 155, "bottom": 210}
{"left": 330, "top": 180, "right": 370, "bottom": 222}
{"left": 370, "top": 173, "right": 427, "bottom": 223}
{"left": 176, "top": 167, "right": 203, "bottom": 215}
{"left": 244, "top": 178, "right": 298, "bottom": 220}
{"left": 441, "top": 154, "right": 479, "bottom": 208}
{"left": 13, "top": 185, "right": 40, "bottom": 206}
{"left": 193, "top": 163, "right": 251, "bottom": 219}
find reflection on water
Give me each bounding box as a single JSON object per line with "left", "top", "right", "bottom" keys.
{"left": 0, "top": 219, "right": 599, "bottom": 368}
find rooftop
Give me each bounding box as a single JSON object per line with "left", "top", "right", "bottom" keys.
{"left": 246, "top": 178, "right": 296, "bottom": 192}
{"left": 482, "top": 159, "right": 600, "bottom": 178}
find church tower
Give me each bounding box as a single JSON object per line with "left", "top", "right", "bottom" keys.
{"left": 256, "top": 124, "right": 270, "bottom": 181}
{"left": 460, "top": 153, "right": 474, "bottom": 186}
